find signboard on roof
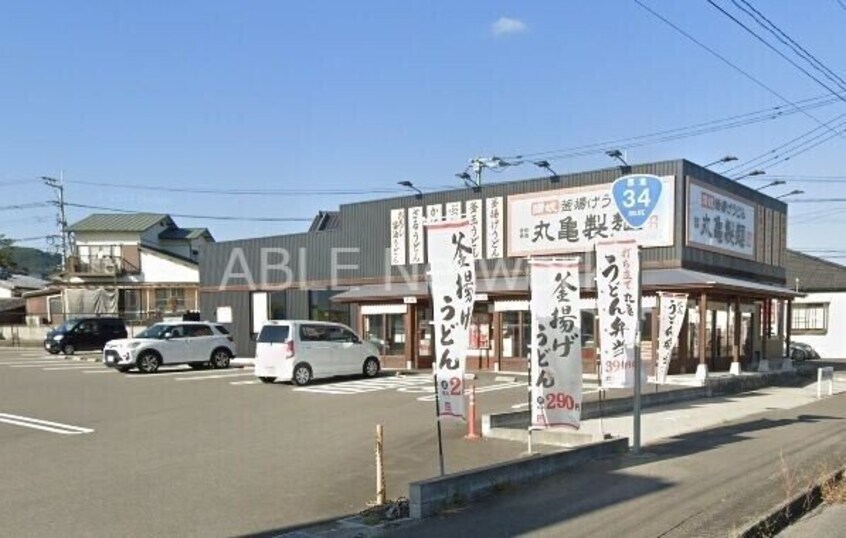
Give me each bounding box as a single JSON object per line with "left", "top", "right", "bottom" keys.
{"left": 686, "top": 180, "right": 756, "bottom": 259}
{"left": 507, "top": 176, "right": 675, "bottom": 257}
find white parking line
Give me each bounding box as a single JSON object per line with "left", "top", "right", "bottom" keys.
{"left": 174, "top": 372, "right": 255, "bottom": 381}
{"left": 0, "top": 413, "right": 94, "bottom": 435}
{"left": 42, "top": 365, "right": 106, "bottom": 371}
{"left": 0, "top": 360, "right": 69, "bottom": 366}
{"left": 293, "top": 376, "right": 432, "bottom": 395}
{"left": 416, "top": 382, "right": 525, "bottom": 402}
{"left": 9, "top": 362, "right": 84, "bottom": 368}
{"left": 83, "top": 370, "right": 119, "bottom": 374}
{"left": 230, "top": 379, "right": 261, "bottom": 385}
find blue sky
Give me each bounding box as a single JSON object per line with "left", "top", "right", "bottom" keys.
{"left": 1, "top": 1, "right": 846, "bottom": 257}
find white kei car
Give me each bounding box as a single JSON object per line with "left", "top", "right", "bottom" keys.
{"left": 103, "top": 322, "right": 237, "bottom": 374}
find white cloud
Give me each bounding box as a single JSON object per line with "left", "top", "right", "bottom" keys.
{"left": 491, "top": 17, "right": 527, "bottom": 36}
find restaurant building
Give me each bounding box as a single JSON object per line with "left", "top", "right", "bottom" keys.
{"left": 199, "top": 159, "right": 798, "bottom": 379}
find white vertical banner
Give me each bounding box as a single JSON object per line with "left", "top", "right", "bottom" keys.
{"left": 390, "top": 209, "right": 407, "bottom": 266}
{"left": 427, "top": 218, "right": 476, "bottom": 421}
{"left": 530, "top": 258, "right": 583, "bottom": 430}
{"left": 408, "top": 206, "right": 425, "bottom": 264}
{"left": 596, "top": 240, "right": 641, "bottom": 388}
{"left": 426, "top": 204, "right": 443, "bottom": 223}
{"left": 466, "top": 199, "right": 483, "bottom": 259}
{"left": 485, "top": 197, "right": 504, "bottom": 259}
{"left": 446, "top": 201, "right": 462, "bottom": 220}
{"left": 655, "top": 293, "right": 688, "bottom": 384}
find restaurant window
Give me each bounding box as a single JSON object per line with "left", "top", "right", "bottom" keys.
{"left": 309, "top": 290, "right": 350, "bottom": 325}
{"left": 269, "top": 292, "right": 286, "bottom": 320}
{"left": 155, "top": 288, "right": 186, "bottom": 314}
{"left": 501, "top": 311, "right": 531, "bottom": 359}
{"left": 470, "top": 305, "right": 492, "bottom": 350}
{"left": 582, "top": 310, "right": 596, "bottom": 347}
{"left": 417, "top": 305, "right": 433, "bottom": 357}
{"left": 363, "top": 313, "right": 406, "bottom": 356}
{"left": 792, "top": 303, "right": 828, "bottom": 334}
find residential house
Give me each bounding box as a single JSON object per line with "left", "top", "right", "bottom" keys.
{"left": 0, "top": 270, "right": 48, "bottom": 325}
{"left": 24, "top": 213, "right": 214, "bottom": 326}
{"left": 785, "top": 249, "right": 846, "bottom": 358}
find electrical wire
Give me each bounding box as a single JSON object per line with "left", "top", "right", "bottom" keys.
{"left": 705, "top": 0, "right": 846, "bottom": 109}
{"left": 61, "top": 180, "right": 408, "bottom": 196}
{"left": 733, "top": 0, "right": 846, "bottom": 92}
{"left": 633, "top": 0, "right": 843, "bottom": 137}
{"left": 63, "top": 202, "right": 314, "bottom": 222}
{"left": 0, "top": 202, "right": 49, "bottom": 212}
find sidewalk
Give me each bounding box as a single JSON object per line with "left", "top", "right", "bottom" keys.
{"left": 394, "top": 382, "right": 846, "bottom": 537}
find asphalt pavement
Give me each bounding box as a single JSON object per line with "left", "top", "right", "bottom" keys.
{"left": 0, "top": 348, "right": 546, "bottom": 537}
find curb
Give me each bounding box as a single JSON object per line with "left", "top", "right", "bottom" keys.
{"left": 736, "top": 467, "right": 845, "bottom": 537}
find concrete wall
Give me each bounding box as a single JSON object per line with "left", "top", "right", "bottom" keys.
{"left": 792, "top": 291, "right": 846, "bottom": 358}
{"left": 140, "top": 251, "right": 199, "bottom": 283}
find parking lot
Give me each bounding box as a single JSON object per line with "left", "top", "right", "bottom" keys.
{"left": 0, "top": 347, "right": 550, "bottom": 536}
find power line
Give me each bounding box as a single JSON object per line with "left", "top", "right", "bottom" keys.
{"left": 0, "top": 202, "right": 49, "bottom": 212}
{"left": 63, "top": 202, "right": 314, "bottom": 222}
{"left": 733, "top": 0, "right": 846, "bottom": 92}
{"left": 62, "top": 179, "right": 409, "bottom": 196}
{"left": 633, "top": 0, "right": 843, "bottom": 137}
{"left": 705, "top": 0, "right": 846, "bottom": 109}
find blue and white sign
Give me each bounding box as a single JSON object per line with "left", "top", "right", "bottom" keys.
{"left": 612, "top": 174, "right": 663, "bottom": 230}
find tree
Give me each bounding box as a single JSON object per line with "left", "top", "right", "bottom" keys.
{"left": 0, "top": 234, "right": 14, "bottom": 269}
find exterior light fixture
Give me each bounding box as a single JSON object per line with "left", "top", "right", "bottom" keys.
{"left": 397, "top": 180, "right": 423, "bottom": 199}
{"left": 533, "top": 160, "right": 558, "bottom": 181}
{"left": 776, "top": 189, "right": 804, "bottom": 200}
{"left": 605, "top": 149, "right": 628, "bottom": 166}
{"left": 704, "top": 155, "right": 738, "bottom": 168}
{"left": 756, "top": 180, "right": 786, "bottom": 191}
{"left": 734, "top": 169, "right": 766, "bottom": 181}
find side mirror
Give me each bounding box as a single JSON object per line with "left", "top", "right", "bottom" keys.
{"left": 163, "top": 332, "right": 173, "bottom": 340}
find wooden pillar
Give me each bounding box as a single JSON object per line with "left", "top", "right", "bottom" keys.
{"left": 650, "top": 295, "right": 659, "bottom": 378}
{"left": 760, "top": 301, "right": 768, "bottom": 362}
{"left": 404, "top": 303, "right": 414, "bottom": 370}
{"left": 678, "top": 307, "right": 690, "bottom": 374}
{"left": 698, "top": 293, "right": 707, "bottom": 366}
{"left": 786, "top": 300, "right": 793, "bottom": 356}
{"left": 493, "top": 310, "right": 502, "bottom": 372}
{"left": 733, "top": 296, "right": 741, "bottom": 363}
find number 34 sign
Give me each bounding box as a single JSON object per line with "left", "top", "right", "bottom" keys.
{"left": 611, "top": 174, "right": 663, "bottom": 229}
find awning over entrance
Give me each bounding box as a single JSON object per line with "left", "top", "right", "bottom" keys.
{"left": 331, "top": 268, "right": 802, "bottom": 303}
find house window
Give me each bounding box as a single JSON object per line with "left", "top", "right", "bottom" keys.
{"left": 791, "top": 303, "right": 828, "bottom": 334}
{"left": 155, "top": 288, "right": 186, "bottom": 314}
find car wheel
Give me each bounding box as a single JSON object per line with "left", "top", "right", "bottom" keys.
{"left": 363, "top": 357, "right": 380, "bottom": 378}
{"left": 62, "top": 344, "right": 75, "bottom": 356}
{"left": 210, "top": 349, "right": 231, "bottom": 369}
{"left": 259, "top": 376, "right": 276, "bottom": 384}
{"left": 293, "top": 364, "right": 312, "bottom": 386}
{"left": 136, "top": 352, "right": 161, "bottom": 374}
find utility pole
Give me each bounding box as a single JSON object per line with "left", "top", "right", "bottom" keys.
{"left": 42, "top": 173, "right": 69, "bottom": 270}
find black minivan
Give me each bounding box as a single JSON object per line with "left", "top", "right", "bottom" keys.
{"left": 44, "top": 317, "right": 128, "bottom": 355}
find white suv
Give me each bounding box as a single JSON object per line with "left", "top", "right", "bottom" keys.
{"left": 254, "top": 321, "right": 380, "bottom": 385}
{"left": 103, "top": 322, "right": 237, "bottom": 374}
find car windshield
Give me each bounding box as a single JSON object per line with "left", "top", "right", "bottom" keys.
{"left": 54, "top": 319, "right": 81, "bottom": 334}
{"left": 136, "top": 324, "right": 174, "bottom": 339}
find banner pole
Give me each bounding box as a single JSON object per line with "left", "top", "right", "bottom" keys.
{"left": 433, "top": 374, "right": 445, "bottom": 476}
{"left": 526, "top": 351, "right": 533, "bottom": 454}
{"left": 632, "top": 246, "right": 643, "bottom": 454}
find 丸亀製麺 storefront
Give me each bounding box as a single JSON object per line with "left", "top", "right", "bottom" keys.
{"left": 199, "top": 159, "right": 800, "bottom": 379}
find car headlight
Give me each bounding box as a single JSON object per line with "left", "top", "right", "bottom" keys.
{"left": 127, "top": 342, "right": 143, "bottom": 349}
{"left": 53, "top": 334, "right": 64, "bottom": 341}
